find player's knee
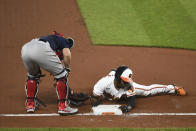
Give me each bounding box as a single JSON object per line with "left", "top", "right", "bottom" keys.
{"left": 26, "top": 75, "right": 40, "bottom": 86}
{"left": 55, "top": 76, "right": 67, "bottom": 86}
{"left": 54, "top": 68, "right": 69, "bottom": 80}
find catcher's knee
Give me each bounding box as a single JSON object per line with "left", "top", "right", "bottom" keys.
{"left": 54, "top": 68, "right": 69, "bottom": 80}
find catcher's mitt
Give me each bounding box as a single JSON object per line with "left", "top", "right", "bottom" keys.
{"left": 69, "top": 99, "right": 84, "bottom": 107}
{"left": 69, "top": 92, "right": 89, "bottom": 102}
{"left": 68, "top": 92, "right": 89, "bottom": 107}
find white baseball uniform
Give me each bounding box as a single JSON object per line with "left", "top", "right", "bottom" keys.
{"left": 93, "top": 71, "right": 176, "bottom": 98}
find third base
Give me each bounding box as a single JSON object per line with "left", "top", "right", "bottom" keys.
{"left": 92, "top": 105, "right": 123, "bottom": 115}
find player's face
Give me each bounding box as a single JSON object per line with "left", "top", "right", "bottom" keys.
{"left": 120, "top": 81, "right": 131, "bottom": 90}
{"left": 120, "top": 74, "right": 133, "bottom": 90}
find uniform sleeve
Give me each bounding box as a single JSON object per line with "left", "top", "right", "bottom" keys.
{"left": 56, "top": 35, "right": 70, "bottom": 50}
{"left": 93, "top": 77, "right": 107, "bottom": 96}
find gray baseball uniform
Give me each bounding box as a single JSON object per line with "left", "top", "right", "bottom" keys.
{"left": 21, "top": 38, "right": 67, "bottom": 79}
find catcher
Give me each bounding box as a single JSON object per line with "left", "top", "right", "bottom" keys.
{"left": 21, "top": 31, "right": 88, "bottom": 115}
{"left": 90, "top": 65, "right": 187, "bottom": 113}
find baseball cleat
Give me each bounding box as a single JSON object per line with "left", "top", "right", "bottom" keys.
{"left": 174, "top": 85, "right": 187, "bottom": 96}
{"left": 58, "top": 102, "right": 78, "bottom": 115}
{"left": 58, "top": 106, "right": 78, "bottom": 115}
{"left": 26, "top": 101, "right": 36, "bottom": 113}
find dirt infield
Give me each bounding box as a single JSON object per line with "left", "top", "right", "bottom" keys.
{"left": 0, "top": 0, "right": 196, "bottom": 128}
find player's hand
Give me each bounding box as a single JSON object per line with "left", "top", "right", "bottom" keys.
{"left": 119, "top": 105, "right": 132, "bottom": 113}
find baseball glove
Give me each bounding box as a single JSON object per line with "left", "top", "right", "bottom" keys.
{"left": 68, "top": 90, "right": 89, "bottom": 107}
{"left": 69, "top": 91, "right": 89, "bottom": 101}
{"left": 69, "top": 99, "right": 84, "bottom": 107}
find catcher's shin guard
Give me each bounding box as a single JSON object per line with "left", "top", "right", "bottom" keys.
{"left": 25, "top": 77, "right": 39, "bottom": 113}
{"left": 56, "top": 77, "right": 78, "bottom": 115}
{"left": 56, "top": 78, "right": 68, "bottom": 102}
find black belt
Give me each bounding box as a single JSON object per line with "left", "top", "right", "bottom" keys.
{"left": 39, "top": 38, "right": 48, "bottom": 43}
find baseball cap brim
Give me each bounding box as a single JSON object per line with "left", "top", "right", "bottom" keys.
{"left": 120, "top": 68, "right": 133, "bottom": 82}
{"left": 120, "top": 76, "right": 133, "bottom": 83}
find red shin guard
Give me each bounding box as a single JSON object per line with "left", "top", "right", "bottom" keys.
{"left": 56, "top": 79, "right": 69, "bottom": 109}
{"left": 25, "top": 79, "right": 38, "bottom": 102}
{"left": 56, "top": 79, "right": 69, "bottom": 99}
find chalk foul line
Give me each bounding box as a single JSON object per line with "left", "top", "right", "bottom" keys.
{"left": 0, "top": 113, "right": 196, "bottom": 117}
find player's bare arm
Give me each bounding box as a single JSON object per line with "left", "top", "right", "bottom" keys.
{"left": 62, "top": 48, "right": 71, "bottom": 68}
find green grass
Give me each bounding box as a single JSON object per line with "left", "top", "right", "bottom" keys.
{"left": 77, "top": 0, "right": 196, "bottom": 50}
{"left": 0, "top": 128, "right": 196, "bottom": 131}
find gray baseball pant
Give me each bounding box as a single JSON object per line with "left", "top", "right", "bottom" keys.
{"left": 21, "top": 39, "right": 67, "bottom": 79}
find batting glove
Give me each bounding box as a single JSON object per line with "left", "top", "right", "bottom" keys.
{"left": 120, "top": 105, "right": 132, "bottom": 113}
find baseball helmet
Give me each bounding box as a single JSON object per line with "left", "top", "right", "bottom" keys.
{"left": 115, "top": 65, "right": 133, "bottom": 91}
{"left": 115, "top": 65, "right": 133, "bottom": 90}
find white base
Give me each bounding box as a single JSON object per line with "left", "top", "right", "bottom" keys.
{"left": 92, "top": 104, "right": 122, "bottom": 115}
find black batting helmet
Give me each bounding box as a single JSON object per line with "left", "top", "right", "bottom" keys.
{"left": 115, "top": 65, "right": 129, "bottom": 83}
{"left": 115, "top": 65, "right": 133, "bottom": 90}
{"left": 115, "top": 65, "right": 133, "bottom": 83}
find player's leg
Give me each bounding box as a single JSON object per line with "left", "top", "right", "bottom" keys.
{"left": 21, "top": 42, "right": 41, "bottom": 113}
{"left": 133, "top": 82, "right": 176, "bottom": 96}
{"left": 24, "top": 74, "right": 40, "bottom": 113}
{"left": 32, "top": 41, "right": 78, "bottom": 115}
{"left": 133, "top": 82, "right": 186, "bottom": 96}
{"left": 55, "top": 76, "right": 78, "bottom": 115}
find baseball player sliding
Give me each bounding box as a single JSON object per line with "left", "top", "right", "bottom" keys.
{"left": 21, "top": 31, "right": 88, "bottom": 115}
{"left": 91, "top": 65, "right": 187, "bottom": 113}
